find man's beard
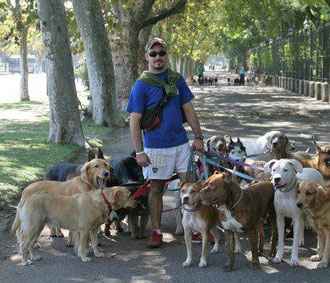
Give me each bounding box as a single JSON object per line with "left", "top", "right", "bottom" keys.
{"left": 152, "top": 61, "right": 165, "bottom": 70}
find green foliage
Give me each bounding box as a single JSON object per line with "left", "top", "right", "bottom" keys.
{"left": 0, "top": 101, "right": 114, "bottom": 208}
{"left": 75, "top": 61, "right": 89, "bottom": 90}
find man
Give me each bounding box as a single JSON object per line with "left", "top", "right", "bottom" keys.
{"left": 126, "top": 38, "right": 204, "bottom": 248}
{"left": 197, "top": 64, "right": 204, "bottom": 85}
{"left": 239, "top": 65, "right": 245, "bottom": 85}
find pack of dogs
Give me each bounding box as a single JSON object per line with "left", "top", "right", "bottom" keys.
{"left": 11, "top": 131, "right": 330, "bottom": 272}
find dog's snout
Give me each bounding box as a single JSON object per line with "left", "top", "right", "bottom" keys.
{"left": 104, "top": 171, "right": 110, "bottom": 177}
{"left": 272, "top": 142, "right": 278, "bottom": 147}
{"left": 296, "top": 202, "right": 303, "bottom": 209}
{"left": 274, "top": 177, "right": 281, "bottom": 183}
{"left": 200, "top": 189, "right": 206, "bottom": 195}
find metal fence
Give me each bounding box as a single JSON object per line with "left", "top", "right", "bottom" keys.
{"left": 248, "top": 23, "right": 330, "bottom": 82}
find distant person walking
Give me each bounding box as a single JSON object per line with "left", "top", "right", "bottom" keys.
{"left": 197, "top": 64, "right": 204, "bottom": 85}
{"left": 239, "top": 66, "right": 245, "bottom": 85}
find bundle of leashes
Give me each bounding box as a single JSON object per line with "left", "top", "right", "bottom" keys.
{"left": 130, "top": 150, "right": 266, "bottom": 212}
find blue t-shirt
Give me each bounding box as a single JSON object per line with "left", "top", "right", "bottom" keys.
{"left": 126, "top": 69, "right": 194, "bottom": 149}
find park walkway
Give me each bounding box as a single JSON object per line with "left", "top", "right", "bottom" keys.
{"left": 0, "top": 73, "right": 329, "bottom": 282}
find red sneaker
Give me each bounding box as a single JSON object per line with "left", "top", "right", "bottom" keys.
{"left": 147, "top": 230, "right": 163, "bottom": 248}
{"left": 192, "top": 232, "right": 216, "bottom": 244}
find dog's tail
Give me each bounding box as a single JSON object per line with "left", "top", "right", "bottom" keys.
{"left": 10, "top": 202, "right": 23, "bottom": 235}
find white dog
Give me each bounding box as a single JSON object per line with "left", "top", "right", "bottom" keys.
{"left": 242, "top": 131, "right": 294, "bottom": 161}
{"left": 264, "top": 159, "right": 325, "bottom": 266}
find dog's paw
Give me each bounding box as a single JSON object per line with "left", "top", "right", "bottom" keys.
{"left": 222, "top": 264, "right": 232, "bottom": 272}
{"left": 234, "top": 247, "right": 242, "bottom": 254}
{"left": 298, "top": 240, "right": 304, "bottom": 247}
{"left": 311, "top": 254, "right": 322, "bottom": 262}
{"left": 182, "top": 260, "right": 193, "bottom": 267}
{"left": 290, "top": 258, "right": 299, "bottom": 267}
{"left": 22, "top": 260, "right": 33, "bottom": 266}
{"left": 138, "top": 234, "right": 147, "bottom": 239}
{"left": 175, "top": 227, "right": 184, "bottom": 235}
{"left": 199, "top": 259, "right": 207, "bottom": 268}
{"left": 272, "top": 256, "right": 282, "bottom": 264}
{"left": 210, "top": 247, "right": 220, "bottom": 254}
{"left": 131, "top": 234, "right": 140, "bottom": 240}
{"left": 57, "top": 232, "right": 64, "bottom": 237}
{"left": 31, "top": 255, "right": 42, "bottom": 261}
{"left": 317, "top": 260, "right": 328, "bottom": 268}
{"left": 66, "top": 241, "right": 74, "bottom": 248}
{"left": 33, "top": 243, "right": 41, "bottom": 249}
{"left": 94, "top": 251, "right": 105, "bottom": 258}
{"left": 81, "top": 256, "right": 92, "bottom": 262}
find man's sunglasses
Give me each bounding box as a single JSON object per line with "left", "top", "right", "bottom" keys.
{"left": 148, "top": 50, "right": 167, "bottom": 57}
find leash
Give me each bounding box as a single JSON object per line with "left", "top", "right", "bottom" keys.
{"left": 194, "top": 151, "right": 259, "bottom": 182}
{"left": 162, "top": 205, "right": 182, "bottom": 213}
{"left": 101, "top": 191, "right": 112, "bottom": 208}
{"left": 204, "top": 152, "right": 264, "bottom": 171}
{"left": 131, "top": 180, "right": 151, "bottom": 199}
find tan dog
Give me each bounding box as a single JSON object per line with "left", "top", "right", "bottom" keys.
{"left": 11, "top": 186, "right": 136, "bottom": 266}
{"left": 13, "top": 158, "right": 113, "bottom": 246}
{"left": 296, "top": 141, "right": 330, "bottom": 187}
{"left": 200, "top": 172, "right": 277, "bottom": 271}
{"left": 296, "top": 180, "right": 330, "bottom": 268}
{"left": 179, "top": 182, "right": 220, "bottom": 268}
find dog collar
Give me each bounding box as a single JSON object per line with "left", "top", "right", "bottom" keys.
{"left": 183, "top": 203, "right": 202, "bottom": 212}
{"left": 101, "top": 191, "right": 112, "bottom": 208}
{"left": 275, "top": 178, "right": 297, "bottom": 193}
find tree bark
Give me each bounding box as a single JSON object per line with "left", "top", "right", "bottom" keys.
{"left": 37, "top": 0, "right": 85, "bottom": 147}
{"left": 72, "top": 0, "right": 125, "bottom": 127}
{"left": 20, "top": 26, "right": 30, "bottom": 101}
{"left": 137, "top": 25, "right": 153, "bottom": 75}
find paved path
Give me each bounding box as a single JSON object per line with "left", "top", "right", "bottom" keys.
{"left": 1, "top": 73, "right": 330, "bottom": 282}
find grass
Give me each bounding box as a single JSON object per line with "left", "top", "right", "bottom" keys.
{"left": 0, "top": 101, "right": 115, "bottom": 209}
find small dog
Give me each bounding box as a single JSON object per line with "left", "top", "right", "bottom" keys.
{"left": 180, "top": 182, "right": 220, "bottom": 268}
{"left": 264, "top": 159, "right": 326, "bottom": 266}
{"left": 11, "top": 186, "right": 136, "bottom": 265}
{"left": 296, "top": 180, "right": 330, "bottom": 268}
{"left": 228, "top": 137, "right": 268, "bottom": 184}
{"left": 200, "top": 172, "right": 277, "bottom": 271}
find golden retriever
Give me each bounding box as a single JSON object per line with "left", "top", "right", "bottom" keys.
{"left": 11, "top": 186, "right": 136, "bottom": 265}
{"left": 296, "top": 180, "right": 330, "bottom": 268}
{"left": 12, "top": 158, "right": 113, "bottom": 247}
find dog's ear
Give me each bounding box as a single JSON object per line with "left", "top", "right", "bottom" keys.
{"left": 196, "top": 180, "right": 205, "bottom": 188}
{"left": 285, "top": 136, "right": 294, "bottom": 152}
{"left": 264, "top": 159, "right": 277, "bottom": 174}
{"left": 236, "top": 137, "right": 241, "bottom": 143}
{"left": 178, "top": 181, "right": 185, "bottom": 189}
{"left": 213, "top": 170, "right": 221, "bottom": 175}
{"left": 288, "top": 159, "right": 303, "bottom": 173}
{"left": 97, "top": 147, "right": 105, "bottom": 159}
{"left": 80, "top": 162, "right": 90, "bottom": 180}
{"left": 313, "top": 137, "right": 321, "bottom": 154}
{"left": 314, "top": 185, "right": 327, "bottom": 209}
{"left": 87, "top": 150, "right": 95, "bottom": 161}
{"left": 113, "top": 189, "right": 123, "bottom": 205}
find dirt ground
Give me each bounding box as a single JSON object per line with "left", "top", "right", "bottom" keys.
{"left": 1, "top": 72, "right": 330, "bottom": 282}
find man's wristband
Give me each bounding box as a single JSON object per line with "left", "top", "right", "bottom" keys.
{"left": 136, "top": 151, "right": 145, "bottom": 155}
{"left": 195, "top": 135, "right": 204, "bottom": 140}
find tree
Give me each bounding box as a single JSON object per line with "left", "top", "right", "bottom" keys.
{"left": 37, "top": 0, "right": 85, "bottom": 147}
{"left": 72, "top": 0, "right": 125, "bottom": 127}
{"left": 4, "top": 0, "right": 38, "bottom": 101}
{"left": 109, "top": 0, "right": 187, "bottom": 110}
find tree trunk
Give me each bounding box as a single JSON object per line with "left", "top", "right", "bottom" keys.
{"left": 20, "top": 26, "right": 30, "bottom": 101}
{"left": 37, "top": 0, "right": 85, "bottom": 147}
{"left": 137, "top": 26, "right": 152, "bottom": 75}
{"left": 72, "top": 0, "right": 125, "bottom": 127}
